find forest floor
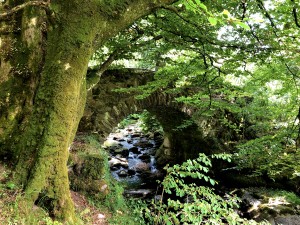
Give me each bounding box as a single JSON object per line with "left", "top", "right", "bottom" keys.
{"left": 71, "top": 191, "right": 109, "bottom": 225}
{"left": 0, "top": 162, "right": 110, "bottom": 225}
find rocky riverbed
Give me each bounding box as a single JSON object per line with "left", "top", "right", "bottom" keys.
{"left": 102, "top": 122, "right": 300, "bottom": 224}
{"left": 103, "top": 123, "right": 164, "bottom": 195}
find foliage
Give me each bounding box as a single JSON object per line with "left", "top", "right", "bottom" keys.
{"left": 235, "top": 135, "right": 300, "bottom": 181}
{"left": 117, "top": 113, "right": 140, "bottom": 129}
{"left": 110, "top": 1, "right": 300, "bottom": 180}
{"left": 118, "top": 111, "right": 163, "bottom": 133}
{"left": 139, "top": 153, "right": 264, "bottom": 225}
{"left": 183, "top": 0, "right": 250, "bottom": 29}
{"left": 88, "top": 180, "right": 146, "bottom": 225}
{"left": 139, "top": 110, "right": 163, "bottom": 133}
{"left": 92, "top": 1, "right": 300, "bottom": 223}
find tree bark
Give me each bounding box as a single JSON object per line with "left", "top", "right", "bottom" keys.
{"left": 0, "top": 0, "right": 177, "bottom": 222}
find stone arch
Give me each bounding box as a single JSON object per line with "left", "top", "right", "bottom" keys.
{"left": 78, "top": 69, "right": 213, "bottom": 164}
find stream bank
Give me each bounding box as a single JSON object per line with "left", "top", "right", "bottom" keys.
{"left": 101, "top": 119, "right": 300, "bottom": 224}
{"left": 103, "top": 119, "right": 164, "bottom": 197}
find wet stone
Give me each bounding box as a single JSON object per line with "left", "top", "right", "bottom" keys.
{"left": 129, "top": 147, "right": 140, "bottom": 154}
{"left": 138, "top": 154, "right": 151, "bottom": 162}
{"left": 134, "top": 141, "right": 154, "bottom": 148}
{"left": 109, "top": 157, "right": 128, "bottom": 168}
{"left": 131, "top": 133, "right": 142, "bottom": 138}
{"left": 118, "top": 170, "right": 128, "bottom": 177}
{"left": 135, "top": 162, "right": 150, "bottom": 172}
{"left": 110, "top": 166, "right": 119, "bottom": 171}
{"left": 128, "top": 169, "right": 136, "bottom": 176}
{"left": 112, "top": 147, "right": 129, "bottom": 157}
{"left": 106, "top": 122, "right": 161, "bottom": 193}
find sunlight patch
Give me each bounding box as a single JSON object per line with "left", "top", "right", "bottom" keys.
{"left": 29, "top": 17, "right": 37, "bottom": 26}
{"left": 64, "top": 63, "right": 71, "bottom": 70}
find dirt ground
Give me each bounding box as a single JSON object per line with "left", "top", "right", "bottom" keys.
{"left": 71, "top": 191, "right": 110, "bottom": 225}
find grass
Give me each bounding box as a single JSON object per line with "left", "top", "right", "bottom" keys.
{"left": 0, "top": 163, "right": 63, "bottom": 225}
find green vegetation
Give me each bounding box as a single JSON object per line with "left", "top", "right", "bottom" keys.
{"left": 1, "top": 0, "right": 300, "bottom": 223}
{"left": 138, "top": 154, "right": 263, "bottom": 225}
{"left": 118, "top": 111, "right": 163, "bottom": 133}
{"left": 0, "top": 165, "right": 63, "bottom": 225}
{"left": 109, "top": 0, "right": 300, "bottom": 186}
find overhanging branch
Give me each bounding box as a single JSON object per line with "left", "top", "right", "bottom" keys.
{"left": 291, "top": 0, "right": 300, "bottom": 28}
{"left": 0, "top": 1, "right": 50, "bottom": 20}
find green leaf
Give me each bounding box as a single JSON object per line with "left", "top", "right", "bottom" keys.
{"left": 6, "top": 182, "right": 16, "bottom": 190}
{"left": 235, "top": 21, "right": 250, "bottom": 30}
{"left": 222, "top": 9, "right": 230, "bottom": 16}
{"left": 210, "top": 179, "right": 216, "bottom": 186}
{"left": 208, "top": 17, "right": 218, "bottom": 26}
{"left": 195, "top": 0, "right": 208, "bottom": 12}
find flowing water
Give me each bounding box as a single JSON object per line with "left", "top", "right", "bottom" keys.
{"left": 103, "top": 124, "right": 163, "bottom": 190}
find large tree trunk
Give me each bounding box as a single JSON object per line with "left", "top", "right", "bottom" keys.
{"left": 0, "top": 0, "right": 177, "bottom": 222}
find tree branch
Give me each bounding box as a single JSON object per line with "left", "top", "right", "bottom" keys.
{"left": 86, "top": 50, "right": 119, "bottom": 90}
{"left": 0, "top": 1, "right": 50, "bottom": 20}
{"left": 291, "top": 0, "right": 300, "bottom": 28}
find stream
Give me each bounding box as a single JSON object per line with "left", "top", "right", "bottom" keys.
{"left": 102, "top": 121, "right": 300, "bottom": 224}
{"left": 103, "top": 122, "right": 163, "bottom": 195}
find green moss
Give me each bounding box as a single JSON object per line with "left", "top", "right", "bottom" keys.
{"left": 247, "top": 187, "right": 300, "bottom": 207}
{"left": 99, "top": 0, "right": 131, "bottom": 18}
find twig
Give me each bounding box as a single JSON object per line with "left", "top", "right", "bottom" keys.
{"left": 0, "top": 1, "right": 50, "bottom": 20}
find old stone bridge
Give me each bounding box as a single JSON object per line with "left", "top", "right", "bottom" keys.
{"left": 78, "top": 68, "right": 223, "bottom": 164}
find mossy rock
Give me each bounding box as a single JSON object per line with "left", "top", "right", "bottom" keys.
{"left": 78, "top": 154, "right": 106, "bottom": 180}
{"left": 70, "top": 177, "right": 109, "bottom": 198}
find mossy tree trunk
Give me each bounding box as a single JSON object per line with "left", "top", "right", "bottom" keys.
{"left": 0, "top": 0, "right": 176, "bottom": 222}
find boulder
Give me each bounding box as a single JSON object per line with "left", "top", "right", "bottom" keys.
{"left": 129, "top": 146, "right": 140, "bottom": 154}
{"left": 138, "top": 154, "right": 151, "bottom": 162}
{"left": 131, "top": 133, "right": 142, "bottom": 138}
{"left": 109, "top": 157, "right": 128, "bottom": 168}
{"left": 134, "top": 141, "right": 154, "bottom": 148}
{"left": 124, "top": 189, "right": 154, "bottom": 198}
{"left": 274, "top": 215, "right": 300, "bottom": 225}
{"left": 118, "top": 170, "right": 128, "bottom": 177}
{"left": 128, "top": 169, "right": 136, "bottom": 176}
{"left": 134, "top": 162, "right": 150, "bottom": 172}
{"left": 111, "top": 147, "right": 129, "bottom": 157}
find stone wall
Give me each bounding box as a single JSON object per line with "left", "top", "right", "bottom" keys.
{"left": 78, "top": 68, "right": 214, "bottom": 164}
{"left": 79, "top": 68, "right": 190, "bottom": 140}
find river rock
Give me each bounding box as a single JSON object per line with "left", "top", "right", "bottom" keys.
{"left": 124, "top": 189, "right": 154, "bottom": 198}
{"left": 129, "top": 146, "right": 140, "bottom": 154}
{"left": 138, "top": 154, "right": 151, "bottom": 162}
{"left": 109, "top": 157, "right": 128, "bottom": 168}
{"left": 102, "top": 139, "right": 119, "bottom": 148}
{"left": 118, "top": 170, "right": 128, "bottom": 177}
{"left": 134, "top": 162, "right": 150, "bottom": 172}
{"left": 239, "top": 188, "right": 300, "bottom": 223}
{"left": 273, "top": 215, "right": 300, "bottom": 225}
{"left": 110, "top": 166, "right": 119, "bottom": 171}
{"left": 111, "top": 147, "right": 129, "bottom": 157}
{"left": 115, "top": 137, "right": 126, "bottom": 142}
{"left": 128, "top": 168, "right": 136, "bottom": 176}
{"left": 131, "top": 133, "right": 142, "bottom": 138}
{"left": 134, "top": 141, "right": 154, "bottom": 148}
